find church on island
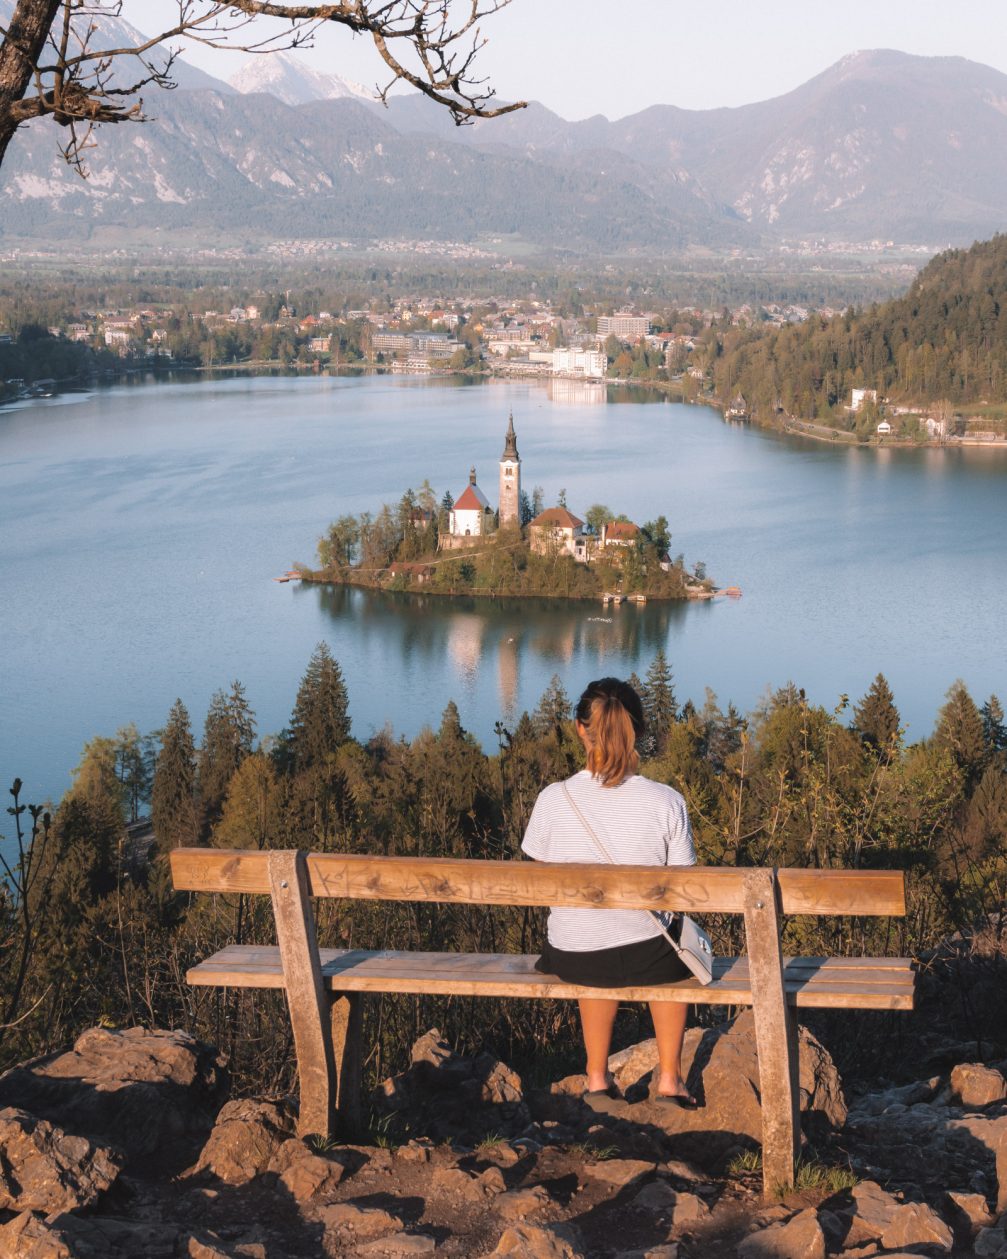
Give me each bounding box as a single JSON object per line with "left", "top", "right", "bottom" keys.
{"left": 438, "top": 414, "right": 645, "bottom": 564}
{"left": 438, "top": 413, "right": 522, "bottom": 549}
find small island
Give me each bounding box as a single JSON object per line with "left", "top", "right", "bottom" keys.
{"left": 300, "top": 416, "right": 716, "bottom": 601}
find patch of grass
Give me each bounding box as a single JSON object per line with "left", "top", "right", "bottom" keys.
{"left": 726, "top": 1149, "right": 762, "bottom": 1175}
{"left": 567, "top": 1143, "right": 619, "bottom": 1161}
{"left": 368, "top": 1112, "right": 400, "bottom": 1151}
{"left": 777, "top": 1158, "right": 859, "bottom": 1197}
{"left": 307, "top": 1133, "right": 339, "bottom": 1154}
{"left": 476, "top": 1132, "right": 506, "bottom": 1154}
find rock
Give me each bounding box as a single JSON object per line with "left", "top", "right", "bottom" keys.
{"left": 948, "top": 1115, "right": 1007, "bottom": 1211}
{"left": 0, "top": 1211, "right": 75, "bottom": 1259}
{"left": 849, "top": 1078, "right": 941, "bottom": 1117}
{"left": 179, "top": 1233, "right": 267, "bottom": 1259}
{"left": 0, "top": 1027, "right": 226, "bottom": 1167}
{"left": 880, "top": 1201, "right": 953, "bottom": 1252}
{"left": 190, "top": 1098, "right": 296, "bottom": 1186}
{"left": 0, "top": 1108, "right": 121, "bottom": 1213}
{"left": 838, "top": 1180, "right": 899, "bottom": 1244}
{"left": 490, "top": 1144, "right": 522, "bottom": 1168}
{"left": 495, "top": 1185, "right": 551, "bottom": 1218}
{"left": 951, "top": 1064, "right": 1007, "bottom": 1108}
{"left": 488, "top": 1223, "right": 584, "bottom": 1258}
{"left": 631, "top": 1182, "right": 709, "bottom": 1227}
{"left": 479, "top": 1166, "right": 508, "bottom": 1195}
{"left": 316, "top": 1202, "right": 406, "bottom": 1241}
{"left": 946, "top": 1189, "right": 995, "bottom": 1232}
{"left": 846, "top": 1096, "right": 1007, "bottom": 1210}
{"left": 737, "top": 1208, "right": 825, "bottom": 1259}
{"left": 276, "top": 1148, "right": 345, "bottom": 1202}
{"left": 582, "top": 1158, "right": 656, "bottom": 1187}
{"left": 976, "top": 1218, "right": 1007, "bottom": 1259}
{"left": 659, "top": 1158, "right": 705, "bottom": 1183}
{"left": 353, "top": 1235, "right": 437, "bottom": 1256}
{"left": 183, "top": 1235, "right": 234, "bottom": 1259}
{"left": 23, "top": 1214, "right": 178, "bottom": 1258}
{"left": 431, "top": 1167, "right": 483, "bottom": 1198}
{"left": 395, "top": 1141, "right": 432, "bottom": 1163}
{"left": 375, "top": 1030, "right": 530, "bottom": 1144}
{"left": 564, "top": 1012, "right": 845, "bottom": 1165}
{"left": 614, "top": 1247, "right": 679, "bottom": 1259}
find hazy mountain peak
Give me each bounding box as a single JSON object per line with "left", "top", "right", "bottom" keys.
{"left": 228, "top": 52, "right": 375, "bottom": 107}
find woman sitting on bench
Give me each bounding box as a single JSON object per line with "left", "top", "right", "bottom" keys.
{"left": 521, "top": 676, "right": 698, "bottom": 1107}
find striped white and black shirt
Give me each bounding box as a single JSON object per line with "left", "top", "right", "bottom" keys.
{"left": 521, "top": 770, "right": 696, "bottom": 952}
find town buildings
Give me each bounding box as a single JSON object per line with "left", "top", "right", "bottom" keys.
{"left": 597, "top": 313, "right": 651, "bottom": 338}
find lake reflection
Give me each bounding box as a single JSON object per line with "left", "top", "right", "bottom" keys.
{"left": 311, "top": 583, "right": 688, "bottom": 728}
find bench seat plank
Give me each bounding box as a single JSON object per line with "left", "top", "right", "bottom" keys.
{"left": 187, "top": 946, "right": 915, "bottom": 1010}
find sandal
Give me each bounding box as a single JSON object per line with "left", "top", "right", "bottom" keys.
{"left": 584, "top": 1084, "right": 621, "bottom": 1100}
{"left": 654, "top": 1092, "right": 699, "bottom": 1109}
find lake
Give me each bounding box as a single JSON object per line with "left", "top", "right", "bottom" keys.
{"left": 2, "top": 371, "right": 1005, "bottom": 806}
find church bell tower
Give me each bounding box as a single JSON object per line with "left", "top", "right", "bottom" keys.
{"left": 499, "top": 413, "right": 521, "bottom": 528}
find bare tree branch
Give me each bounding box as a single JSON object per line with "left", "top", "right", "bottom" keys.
{"left": 0, "top": 0, "right": 525, "bottom": 172}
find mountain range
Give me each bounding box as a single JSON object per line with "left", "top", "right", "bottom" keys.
{"left": 2, "top": 11, "right": 1007, "bottom": 254}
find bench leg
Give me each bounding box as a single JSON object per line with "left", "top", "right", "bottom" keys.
{"left": 268, "top": 850, "right": 336, "bottom": 1139}
{"left": 331, "top": 993, "right": 364, "bottom": 1136}
{"left": 743, "top": 869, "right": 801, "bottom": 1199}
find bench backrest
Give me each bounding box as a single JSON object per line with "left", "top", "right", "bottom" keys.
{"left": 169, "top": 849, "right": 905, "bottom": 917}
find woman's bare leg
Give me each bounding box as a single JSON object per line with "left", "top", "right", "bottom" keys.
{"left": 649, "top": 1001, "right": 693, "bottom": 1099}
{"left": 578, "top": 998, "right": 619, "bottom": 1091}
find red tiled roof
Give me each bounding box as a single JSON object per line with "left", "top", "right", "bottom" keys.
{"left": 454, "top": 484, "right": 489, "bottom": 511}
{"left": 530, "top": 507, "right": 584, "bottom": 529}
{"left": 605, "top": 521, "right": 640, "bottom": 541}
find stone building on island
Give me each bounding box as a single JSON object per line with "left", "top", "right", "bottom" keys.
{"left": 439, "top": 415, "right": 522, "bottom": 550}
{"left": 442, "top": 467, "right": 492, "bottom": 548}
{"left": 528, "top": 507, "right": 585, "bottom": 558}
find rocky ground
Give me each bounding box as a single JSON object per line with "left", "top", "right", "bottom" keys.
{"left": 0, "top": 1011, "right": 1004, "bottom": 1258}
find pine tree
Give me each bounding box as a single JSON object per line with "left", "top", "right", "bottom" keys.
{"left": 852, "top": 673, "right": 900, "bottom": 751}
{"left": 151, "top": 699, "right": 197, "bottom": 848}
{"left": 113, "top": 723, "right": 154, "bottom": 824}
{"left": 980, "top": 694, "right": 1007, "bottom": 758}
{"left": 934, "top": 679, "right": 986, "bottom": 784}
{"left": 643, "top": 650, "right": 677, "bottom": 755}
{"left": 213, "top": 752, "right": 280, "bottom": 851}
{"left": 284, "top": 644, "right": 351, "bottom": 773}
{"left": 199, "top": 681, "right": 256, "bottom": 836}
{"left": 532, "top": 675, "right": 571, "bottom": 736}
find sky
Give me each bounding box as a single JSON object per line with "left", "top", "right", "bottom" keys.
{"left": 143, "top": 0, "right": 1007, "bottom": 120}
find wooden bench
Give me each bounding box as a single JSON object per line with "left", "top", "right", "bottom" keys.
{"left": 169, "top": 848, "right": 914, "bottom": 1196}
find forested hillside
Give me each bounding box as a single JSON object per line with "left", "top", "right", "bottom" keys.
{"left": 710, "top": 234, "right": 1007, "bottom": 419}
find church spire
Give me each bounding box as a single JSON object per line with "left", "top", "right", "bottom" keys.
{"left": 498, "top": 413, "right": 521, "bottom": 529}
{"left": 501, "top": 412, "right": 519, "bottom": 461}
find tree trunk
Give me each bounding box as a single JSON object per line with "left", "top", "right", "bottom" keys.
{"left": 0, "top": 0, "right": 61, "bottom": 169}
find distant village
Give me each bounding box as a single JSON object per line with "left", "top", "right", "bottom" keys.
{"left": 2, "top": 283, "right": 995, "bottom": 442}
{"left": 0, "top": 288, "right": 819, "bottom": 396}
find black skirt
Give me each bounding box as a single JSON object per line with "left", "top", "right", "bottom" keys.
{"left": 535, "top": 933, "right": 691, "bottom": 988}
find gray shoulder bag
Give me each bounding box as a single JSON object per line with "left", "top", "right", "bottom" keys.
{"left": 561, "top": 780, "right": 715, "bottom": 986}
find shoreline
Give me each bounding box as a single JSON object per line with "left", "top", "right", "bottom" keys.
{"left": 296, "top": 572, "right": 717, "bottom": 604}
{"left": 8, "top": 362, "right": 1006, "bottom": 452}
